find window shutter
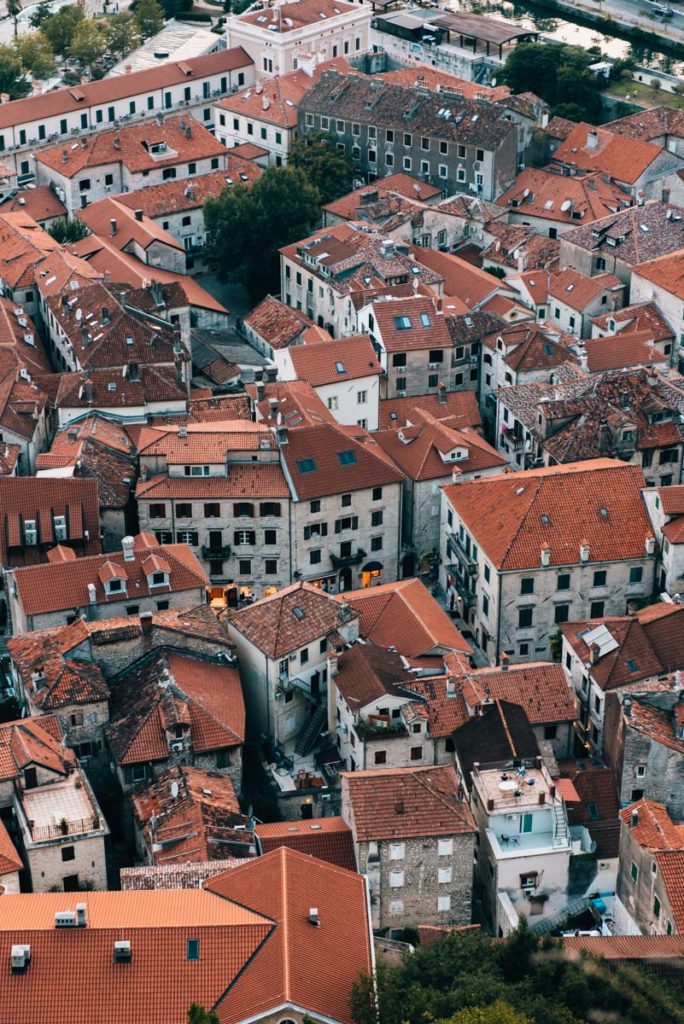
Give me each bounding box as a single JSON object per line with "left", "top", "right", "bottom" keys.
{"left": 304, "top": 526, "right": 310, "bottom": 540}
{"left": 321, "top": 523, "right": 328, "bottom": 537}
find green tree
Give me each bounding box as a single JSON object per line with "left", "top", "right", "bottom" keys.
{"left": 0, "top": 43, "right": 30, "bottom": 98}
{"left": 42, "top": 4, "right": 86, "bottom": 61}
{"left": 498, "top": 42, "right": 601, "bottom": 121}
{"left": 439, "top": 1004, "right": 531, "bottom": 1024}
{"left": 0, "top": 695, "right": 20, "bottom": 724}
{"left": 6, "top": 0, "right": 21, "bottom": 37}
{"left": 133, "top": 0, "right": 164, "bottom": 40}
{"left": 48, "top": 217, "right": 90, "bottom": 243}
{"left": 289, "top": 129, "right": 355, "bottom": 206}
{"left": 69, "top": 19, "right": 106, "bottom": 74}
{"left": 204, "top": 165, "right": 321, "bottom": 297}
{"left": 14, "top": 31, "right": 56, "bottom": 80}
{"left": 105, "top": 11, "right": 141, "bottom": 59}
{"left": 187, "top": 1006, "right": 219, "bottom": 1024}
{"left": 29, "top": 0, "right": 53, "bottom": 28}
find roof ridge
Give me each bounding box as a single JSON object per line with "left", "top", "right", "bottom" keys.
{"left": 499, "top": 476, "right": 542, "bottom": 571}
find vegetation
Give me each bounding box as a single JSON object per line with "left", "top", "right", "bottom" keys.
{"left": 41, "top": 4, "right": 86, "bottom": 63}
{"left": 69, "top": 20, "right": 107, "bottom": 76}
{"left": 132, "top": 0, "right": 165, "bottom": 40}
{"left": 351, "top": 923, "right": 684, "bottom": 1024}
{"left": 288, "top": 130, "right": 355, "bottom": 206}
{"left": 0, "top": 44, "right": 31, "bottom": 98}
{"left": 187, "top": 1006, "right": 219, "bottom": 1024}
{"left": 106, "top": 12, "right": 141, "bottom": 59}
{"left": 0, "top": 695, "right": 21, "bottom": 724}
{"left": 48, "top": 218, "right": 90, "bottom": 244}
{"left": 6, "top": 0, "right": 21, "bottom": 37}
{"left": 204, "top": 165, "right": 321, "bottom": 297}
{"left": 14, "top": 32, "right": 57, "bottom": 80}
{"left": 498, "top": 43, "right": 605, "bottom": 122}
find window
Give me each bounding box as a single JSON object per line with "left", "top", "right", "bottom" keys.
{"left": 520, "top": 578, "right": 534, "bottom": 595}
{"left": 557, "top": 573, "right": 570, "bottom": 591}
{"left": 338, "top": 450, "right": 357, "bottom": 467}
{"left": 403, "top": 156, "right": 412, "bottom": 171}
{"left": 438, "top": 838, "right": 453, "bottom": 856}
{"left": 593, "top": 570, "right": 607, "bottom": 587}
{"left": 234, "top": 503, "right": 254, "bottom": 518}
{"left": 335, "top": 516, "right": 358, "bottom": 533}
{"left": 372, "top": 486, "right": 383, "bottom": 501}
{"left": 310, "top": 549, "right": 322, "bottom": 565}
{"left": 357, "top": 390, "right": 367, "bottom": 404}
{"left": 162, "top": 167, "right": 177, "bottom": 181}
{"left": 438, "top": 867, "right": 452, "bottom": 884}
{"left": 264, "top": 559, "right": 278, "bottom": 575}
{"left": 204, "top": 503, "right": 220, "bottom": 519}
{"left": 437, "top": 895, "right": 451, "bottom": 912}
{"left": 654, "top": 896, "right": 661, "bottom": 918}
{"left": 629, "top": 566, "right": 643, "bottom": 584}
{"left": 590, "top": 601, "right": 605, "bottom": 618}
{"left": 409, "top": 746, "right": 422, "bottom": 761}
{"left": 482, "top": 595, "right": 489, "bottom": 617}
{"left": 371, "top": 536, "right": 382, "bottom": 552}
{"left": 631, "top": 862, "right": 639, "bottom": 883}
{"left": 260, "top": 502, "right": 281, "bottom": 517}
{"left": 457, "top": 144, "right": 466, "bottom": 158}
{"left": 304, "top": 523, "right": 328, "bottom": 540}
{"left": 149, "top": 503, "right": 168, "bottom": 519}
{"left": 187, "top": 939, "right": 200, "bottom": 961}
{"left": 310, "top": 500, "right": 321, "bottom": 514}
{"left": 375, "top": 750, "right": 387, "bottom": 765}
{"left": 234, "top": 530, "right": 255, "bottom": 546}
{"left": 518, "top": 608, "right": 533, "bottom": 629}
{"left": 341, "top": 493, "right": 352, "bottom": 508}
{"left": 155, "top": 531, "right": 173, "bottom": 544}
{"left": 176, "top": 503, "right": 192, "bottom": 518}
{"left": 390, "top": 900, "right": 403, "bottom": 915}
{"left": 396, "top": 377, "right": 406, "bottom": 392}
{"left": 70, "top": 712, "right": 83, "bottom": 727}
{"left": 390, "top": 843, "right": 405, "bottom": 860}
{"left": 239, "top": 559, "right": 251, "bottom": 575}
{"left": 636, "top": 765, "right": 646, "bottom": 779}
{"left": 586, "top": 801, "right": 599, "bottom": 820}
{"left": 520, "top": 643, "right": 529, "bottom": 657}
{"left": 371, "top": 510, "right": 383, "bottom": 527}
{"left": 264, "top": 529, "right": 277, "bottom": 545}
{"left": 390, "top": 869, "right": 405, "bottom": 888}
{"left": 555, "top": 604, "right": 569, "bottom": 624}
{"left": 392, "top": 353, "right": 407, "bottom": 367}
{"left": 61, "top": 846, "right": 75, "bottom": 862}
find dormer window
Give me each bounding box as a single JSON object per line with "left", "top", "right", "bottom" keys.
{"left": 149, "top": 571, "right": 168, "bottom": 587}
{"left": 106, "top": 578, "right": 123, "bottom": 594}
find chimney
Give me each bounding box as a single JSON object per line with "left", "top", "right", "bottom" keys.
{"left": 268, "top": 397, "right": 279, "bottom": 419}
{"left": 121, "top": 535, "right": 135, "bottom": 562}
{"left": 61, "top": 149, "right": 68, "bottom": 164}
{"left": 110, "top": 218, "right": 117, "bottom": 236}
{"left": 662, "top": 188, "right": 671, "bottom": 204}
{"left": 631, "top": 809, "right": 639, "bottom": 828}
{"left": 276, "top": 425, "right": 288, "bottom": 447}
{"left": 68, "top": 429, "right": 78, "bottom": 444}
{"left": 87, "top": 582, "right": 97, "bottom": 604}
{"left": 586, "top": 130, "right": 599, "bottom": 150}
{"left": 540, "top": 544, "right": 550, "bottom": 567}
{"left": 339, "top": 602, "right": 351, "bottom": 622}
{"left": 140, "top": 611, "right": 153, "bottom": 636}
{"left": 256, "top": 381, "right": 265, "bottom": 402}
{"left": 75, "top": 903, "right": 87, "bottom": 928}
{"left": 327, "top": 652, "right": 338, "bottom": 678}
{"left": 645, "top": 535, "right": 656, "bottom": 556}
{"left": 579, "top": 540, "right": 590, "bottom": 562}
{"left": 438, "top": 382, "right": 447, "bottom": 405}
{"left": 308, "top": 907, "right": 320, "bottom": 926}
{"left": 500, "top": 652, "right": 509, "bottom": 672}
{"left": 590, "top": 642, "right": 601, "bottom": 665}
{"left": 134, "top": 209, "right": 143, "bottom": 222}
{"left": 446, "top": 676, "right": 456, "bottom": 697}
{"left": 623, "top": 696, "right": 632, "bottom": 716}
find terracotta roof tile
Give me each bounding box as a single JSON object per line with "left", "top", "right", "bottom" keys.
{"left": 137, "top": 464, "right": 289, "bottom": 501}
{"left": 244, "top": 294, "right": 312, "bottom": 349}
{"left": 375, "top": 412, "right": 505, "bottom": 482}
{"left": 341, "top": 577, "right": 470, "bottom": 658}
{"left": 498, "top": 168, "right": 632, "bottom": 224}
{"left": 444, "top": 459, "right": 653, "bottom": 571}
{"left": 379, "top": 389, "right": 481, "bottom": 430}
{"left": 0, "top": 476, "right": 101, "bottom": 568}
{"left": 560, "top": 201, "right": 684, "bottom": 268}
{"left": 120, "top": 860, "right": 240, "bottom": 889}
{"left": 237, "top": 0, "right": 357, "bottom": 29}
{"left": 563, "top": 934, "right": 684, "bottom": 958}
{"left": 0, "top": 816, "right": 22, "bottom": 876}
{"left": 228, "top": 581, "right": 356, "bottom": 658}
{"left": 334, "top": 642, "right": 416, "bottom": 709}
{"left": 655, "top": 850, "right": 684, "bottom": 931}
{"left": 461, "top": 662, "right": 576, "bottom": 725}
{"left": 290, "top": 334, "right": 381, "bottom": 385}
{"left": 369, "top": 294, "right": 454, "bottom": 353}
{"left": 115, "top": 162, "right": 261, "bottom": 220}
{"left": 0, "top": 716, "right": 74, "bottom": 782}
{"left": 552, "top": 122, "right": 663, "bottom": 183}
{"left": 4, "top": 185, "right": 66, "bottom": 223}
{"left": 11, "top": 536, "right": 207, "bottom": 617}
{"left": 548, "top": 267, "right": 623, "bottom": 310}
{"left": 343, "top": 763, "right": 475, "bottom": 840}
{"left": 254, "top": 816, "right": 356, "bottom": 871}
{"left": 620, "top": 798, "right": 684, "bottom": 851}
{"left": 584, "top": 334, "right": 667, "bottom": 373}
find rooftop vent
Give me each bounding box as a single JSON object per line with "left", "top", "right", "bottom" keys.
{"left": 308, "top": 907, "right": 320, "bottom": 926}
{"left": 10, "top": 945, "right": 30, "bottom": 973}
{"left": 113, "top": 940, "right": 132, "bottom": 963}
{"left": 54, "top": 911, "right": 77, "bottom": 928}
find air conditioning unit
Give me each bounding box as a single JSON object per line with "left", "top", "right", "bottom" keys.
{"left": 104, "top": 185, "right": 113, "bottom": 193}
{"left": 11, "top": 945, "right": 30, "bottom": 973}
{"left": 397, "top": 391, "right": 406, "bottom": 397}
{"left": 171, "top": 741, "right": 184, "bottom": 753}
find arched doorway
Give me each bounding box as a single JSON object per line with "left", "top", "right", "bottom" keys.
{"left": 338, "top": 567, "right": 352, "bottom": 592}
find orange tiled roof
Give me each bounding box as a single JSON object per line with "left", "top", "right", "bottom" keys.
{"left": 562, "top": 934, "right": 684, "bottom": 958}
{"left": 584, "top": 334, "right": 667, "bottom": 373}
{"left": 323, "top": 171, "right": 441, "bottom": 221}
{"left": 379, "top": 389, "right": 481, "bottom": 430}
{"left": 552, "top": 122, "right": 663, "bottom": 183}
{"left": 620, "top": 799, "right": 684, "bottom": 851}
{"left": 237, "top": 0, "right": 357, "bottom": 29}
{"left": 370, "top": 294, "right": 454, "bottom": 353}
{"left": 0, "top": 476, "right": 101, "bottom": 567}
{"left": 290, "top": 333, "right": 381, "bottom": 386}
{"left": 443, "top": 459, "right": 653, "bottom": 570}
{"left": 205, "top": 846, "right": 373, "bottom": 1024}
{"left": 228, "top": 580, "right": 356, "bottom": 658}
{"left": 0, "top": 816, "right": 22, "bottom": 876}
{"left": 342, "top": 763, "right": 475, "bottom": 840}
{"left": 655, "top": 850, "right": 684, "bottom": 931}
{"left": 137, "top": 465, "right": 290, "bottom": 501}
{"left": 11, "top": 536, "right": 207, "bottom": 617}
{"left": 498, "top": 168, "right": 632, "bottom": 224}
{"left": 634, "top": 247, "right": 684, "bottom": 302}
{"left": 462, "top": 662, "right": 577, "bottom": 725}
{"left": 334, "top": 642, "right": 416, "bottom": 710}
{"left": 0, "top": 716, "right": 74, "bottom": 782}
{"left": 413, "top": 247, "right": 502, "bottom": 307}
{"left": 374, "top": 411, "right": 505, "bottom": 482}
{"left": 255, "top": 816, "right": 357, "bottom": 871}
{"left": 341, "top": 577, "right": 470, "bottom": 658}
{"left": 115, "top": 161, "right": 260, "bottom": 220}
{"left": 548, "top": 267, "right": 623, "bottom": 310}
{"left": 244, "top": 294, "right": 312, "bottom": 349}
{"left": 217, "top": 59, "right": 350, "bottom": 127}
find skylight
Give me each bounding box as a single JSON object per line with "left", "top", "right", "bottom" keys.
{"left": 296, "top": 458, "right": 317, "bottom": 473}
{"left": 626, "top": 659, "right": 638, "bottom": 672}
{"left": 395, "top": 316, "right": 412, "bottom": 330}
{"left": 338, "top": 450, "right": 357, "bottom": 466}
{"left": 335, "top": 361, "right": 346, "bottom": 373}
{"left": 293, "top": 606, "right": 305, "bottom": 620}
{"left": 420, "top": 313, "right": 431, "bottom": 327}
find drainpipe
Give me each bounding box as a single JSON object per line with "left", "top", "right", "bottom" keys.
{"left": 495, "top": 570, "right": 503, "bottom": 665}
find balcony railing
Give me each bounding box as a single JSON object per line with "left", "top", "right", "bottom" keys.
{"left": 202, "top": 545, "right": 231, "bottom": 560}
{"left": 330, "top": 549, "right": 365, "bottom": 569}
{"left": 30, "top": 815, "right": 102, "bottom": 842}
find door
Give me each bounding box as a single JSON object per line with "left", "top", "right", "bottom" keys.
{"left": 310, "top": 671, "right": 320, "bottom": 699}
{"left": 63, "top": 874, "right": 80, "bottom": 892}
{"left": 339, "top": 567, "right": 352, "bottom": 592}
{"left": 520, "top": 814, "right": 533, "bottom": 833}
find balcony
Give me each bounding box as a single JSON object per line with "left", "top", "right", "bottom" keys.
{"left": 202, "top": 545, "right": 231, "bottom": 560}
{"left": 447, "top": 534, "right": 477, "bottom": 575}
{"left": 330, "top": 549, "right": 365, "bottom": 569}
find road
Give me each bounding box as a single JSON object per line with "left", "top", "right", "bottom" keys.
{"left": 547, "top": 0, "right": 684, "bottom": 48}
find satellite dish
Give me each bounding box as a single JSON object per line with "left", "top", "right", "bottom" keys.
{"left": 75, "top": 308, "right": 82, "bottom": 322}
{"left": 170, "top": 781, "right": 179, "bottom": 799}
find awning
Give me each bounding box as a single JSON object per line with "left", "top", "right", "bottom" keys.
{"left": 362, "top": 561, "right": 383, "bottom": 573}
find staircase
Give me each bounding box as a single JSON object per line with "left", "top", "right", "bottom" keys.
{"left": 295, "top": 705, "right": 327, "bottom": 757}
{"left": 552, "top": 800, "right": 569, "bottom": 848}
{"left": 530, "top": 896, "right": 594, "bottom": 935}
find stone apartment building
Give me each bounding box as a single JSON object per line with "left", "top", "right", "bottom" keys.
{"left": 631, "top": 248, "right": 684, "bottom": 350}
{"left": 441, "top": 459, "right": 657, "bottom": 664}
{"left": 603, "top": 684, "right": 684, "bottom": 821}
{"left": 495, "top": 368, "right": 684, "bottom": 485}
{"left": 560, "top": 602, "right": 684, "bottom": 756}
{"left": 136, "top": 421, "right": 292, "bottom": 601}
{"left": 6, "top": 533, "right": 208, "bottom": 634}
{"left": 546, "top": 267, "right": 625, "bottom": 339}
{"left": 279, "top": 223, "right": 442, "bottom": 338}
{"left": 278, "top": 421, "right": 404, "bottom": 591}
{"left": 642, "top": 485, "right": 684, "bottom": 594}
{"left": 615, "top": 799, "right": 684, "bottom": 936}
{"left": 341, "top": 764, "right": 476, "bottom": 933}
{"left": 106, "top": 650, "right": 245, "bottom": 795}
{"left": 298, "top": 71, "right": 519, "bottom": 201}
{"left": 35, "top": 116, "right": 229, "bottom": 216}
{"left": 0, "top": 49, "right": 255, "bottom": 180}
{"left": 224, "top": 0, "right": 371, "bottom": 78}
{"left": 225, "top": 582, "right": 360, "bottom": 753}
